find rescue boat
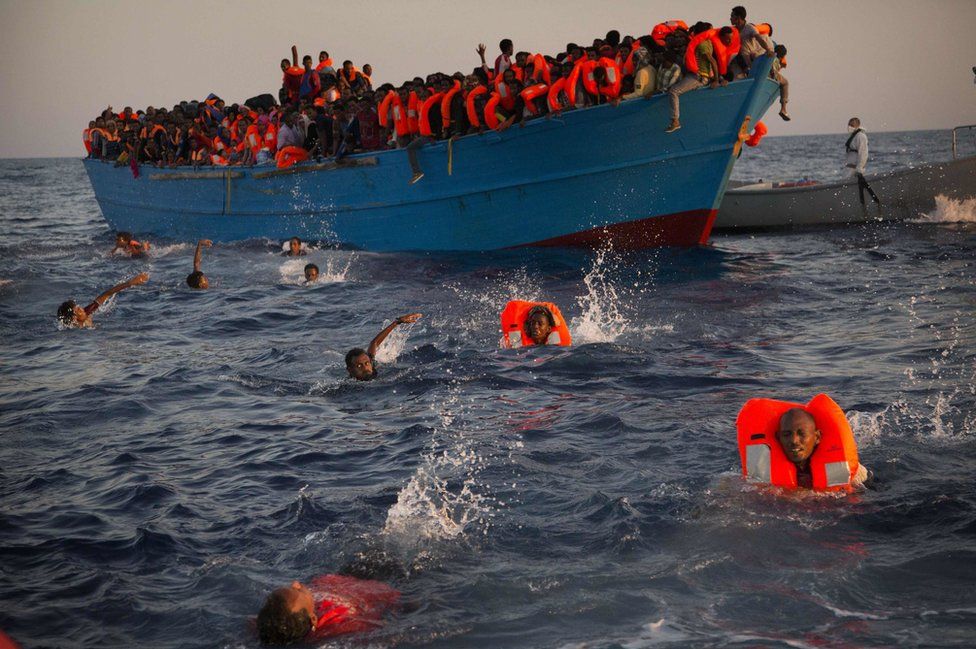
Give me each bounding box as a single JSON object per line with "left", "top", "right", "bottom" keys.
{"left": 84, "top": 58, "right": 779, "bottom": 251}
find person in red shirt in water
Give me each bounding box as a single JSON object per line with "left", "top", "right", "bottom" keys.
{"left": 57, "top": 272, "right": 149, "bottom": 328}
{"left": 256, "top": 574, "right": 400, "bottom": 645}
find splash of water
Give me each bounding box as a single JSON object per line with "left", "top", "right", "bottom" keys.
{"left": 571, "top": 244, "right": 631, "bottom": 344}
{"left": 446, "top": 267, "right": 543, "bottom": 347}
{"left": 380, "top": 389, "right": 496, "bottom": 560}
{"left": 278, "top": 255, "right": 353, "bottom": 285}
{"left": 145, "top": 242, "right": 190, "bottom": 257}
{"left": 913, "top": 195, "right": 976, "bottom": 223}
{"left": 372, "top": 322, "right": 415, "bottom": 364}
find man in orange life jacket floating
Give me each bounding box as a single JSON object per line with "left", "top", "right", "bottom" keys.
{"left": 737, "top": 394, "right": 871, "bottom": 491}
{"left": 500, "top": 301, "right": 572, "bottom": 347}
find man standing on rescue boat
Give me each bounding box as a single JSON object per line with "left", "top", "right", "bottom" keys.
{"left": 778, "top": 408, "right": 870, "bottom": 489}
{"left": 845, "top": 117, "right": 881, "bottom": 207}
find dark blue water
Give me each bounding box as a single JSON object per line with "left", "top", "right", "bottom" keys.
{"left": 1, "top": 131, "right": 975, "bottom": 649}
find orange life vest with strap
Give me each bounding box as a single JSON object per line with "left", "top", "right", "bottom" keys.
{"left": 686, "top": 28, "right": 738, "bottom": 77}
{"left": 245, "top": 125, "right": 262, "bottom": 156}
{"left": 511, "top": 65, "right": 525, "bottom": 82}
{"left": 547, "top": 77, "right": 569, "bottom": 113}
{"left": 520, "top": 83, "right": 549, "bottom": 115}
{"left": 263, "top": 124, "right": 278, "bottom": 154}
{"left": 440, "top": 81, "right": 463, "bottom": 129}
{"left": 275, "top": 146, "right": 309, "bottom": 169}
{"left": 466, "top": 85, "right": 488, "bottom": 127}
{"left": 484, "top": 93, "right": 502, "bottom": 130}
{"left": 419, "top": 92, "right": 444, "bottom": 137}
{"left": 756, "top": 22, "right": 773, "bottom": 37}
{"left": 745, "top": 121, "right": 767, "bottom": 147}
{"left": 500, "top": 300, "right": 572, "bottom": 348}
{"left": 316, "top": 58, "right": 333, "bottom": 71}
{"left": 736, "top": 394, "right": 861, "bottom": 493}
{"left": 651, "top": 20, "right": 689, "bottom": 46}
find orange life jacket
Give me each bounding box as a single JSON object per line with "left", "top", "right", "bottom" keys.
{"left": 275, "top": 145, "right": 309, "bottom": 169}
{"left": 530, "top": 53, "right": 551, "bottom": 85}
{"left": 651, "top": 20, "right": 689, "bottom": 46}
{"left": 484, "top": 93, "right": 502, "bottom": 130}
{"left": 391, "top": 95, "right": 410, "bottom": 137}
{"left": 736, "top": 394, "right": 861, "bottom": 493}
{"left": 511, "top": 65, "right": 525, "bottom": 82}
{"left": 566, "top": 59, "right": 593, "bottom": 107}
{"left": 263, "top": 124, "right": 278, "bottom": 154}
{"left": 418, "top": 92, "right": 444, "bottom": 137}
{"left": 500, "top": 300, "right": 572, "bottom": 348}
{"left": 440, "top": 81, "right": 463, "bottom": 129}
{"left": 745, "top": 121, "right": 767, "bottom": 147}
{"left": 686, "top": 28, "right": 740, "bottom": 77}
{"left": 494, "top": 76, "right": 517, "bottom": 111}
{"left": 211, "top": 153, "right": 228, "bottom": 166}
{"left": 378, "top": 90, "right": 395, "bottom": 128}
{"left": 83, "top": 129, "right": 92, "bottom": 153}
{"left": 407, "top": 91, "right": 420, "bottom": 135}
{"left": 520, "top": 83, "right": 549, "bottom": 115}
{"left": 582, "top": 58, "right": 621, "bottom": 99}
{"left": 315, "top": 58, "right": 334, "bottom": 71}
{"left": 756, "top": 22, "right": 773, "bottom": 37}
{"left": 466, "top": 85, "right": 488, "bottom": 127}
{"left": 547, "top": 77, "right": 569, "bottom": 113}
{"left": 245, "top": 125, "right": 262, "bottom": 155}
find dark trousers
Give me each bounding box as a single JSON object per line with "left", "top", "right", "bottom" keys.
{"left": 407, "top": 136, "right": 432, "bottom": 175}
{"left": 856, "top": 173, "right": 881, "bottom": 206}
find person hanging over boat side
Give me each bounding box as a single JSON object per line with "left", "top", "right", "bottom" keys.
{"left": 57, "top": 272, "right": 149, "bottom": 329}
{"left": 845, "top": 117, "right": 881, "bottom": 208}
{"left": 186, "top": 239, "right": 212, "bottom": 289}
{"left": 345, "top": 313, "right": 422, "bottom": 381}
{"left": 665, "top": 23, "right": 732, "bottom": 133}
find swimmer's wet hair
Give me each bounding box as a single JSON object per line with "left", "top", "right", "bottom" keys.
{"left": 116, "top": 231, "right": 133, "bottom": 243}
{"left": 57, "top": 300, "right": 76, "bottom": 324}
{"left": 345, "top": 347, "right": 368, "bottom": 367}
{"left": 256, "top": 589, "right": 312, "bottom": 645}
{"left": 186, "top": 271, "right": 206, "bottom": 288}
{"left": 525, "top": 305, "right": 555, "bottom": 327}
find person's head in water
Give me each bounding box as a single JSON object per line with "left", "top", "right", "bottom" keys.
{"left": 186, "top": 271, "right": 208, "bottom": 289}
{"left": 287, "top": 237, "right": 303, "bottom": 256}
{"left": 57, "top": 300, "right": 86, "bottom": 326}
{"left": 777, "top": 408, "right": 821, "bottom": 467}
{"left": 346, "top": 347, "right": 375, "bottom": 381}
{"left": 525, "top": 306, "right": 555, "bottom": 345}
{"left": 256, "top": 581, "right": 316, "bottom": 645}
{"left": 116, "top": 231, "right": 133, "bottom": 247}
{"left": 304, "top": 263, "right": 319, "bottom": 282}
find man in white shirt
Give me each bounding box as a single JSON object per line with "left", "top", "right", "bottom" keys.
{"left": 845, "top": 117, "right": 880, "bottom": 207}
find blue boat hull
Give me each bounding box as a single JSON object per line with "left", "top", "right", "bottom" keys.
{"left": 85, "top": 61, "right": 779, "bottom": 251}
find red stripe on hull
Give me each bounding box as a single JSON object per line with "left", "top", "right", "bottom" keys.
{"left": 519, "top": 208, "right": 717, "bottom": 249}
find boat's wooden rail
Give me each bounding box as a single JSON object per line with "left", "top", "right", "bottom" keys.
{"left": 145, "top": 157, "right": 378, "bottom": 182}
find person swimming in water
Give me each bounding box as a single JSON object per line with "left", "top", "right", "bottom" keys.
{"left": 284, "top": 237, "right": 307, "bottom": 257}
{"left": 524, "top": 305, "right": 556, "bottom": 345}
{"left": 304, "top": 263, "right": 319, "bottom": 282}
{"left": 500, "top": 300, "right": 572, "bottom": 347}
{"left": 186, "top": 239, "right": 212, "bottom": 289}
{"left": 345, "top": 313, "right": 422, "bottom": 381}
{"left": 57, "top": 272, "right": 149, "bottom": 328}
{"left": 256, "top": 573, "right": 400, "bottom": 645}
{"left": 111, "top": 231, "right": 150, "bottom": 257}
{"left": 777, "top": 407, "right": 871, "bottom": 489}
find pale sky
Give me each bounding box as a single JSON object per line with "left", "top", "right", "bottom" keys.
{"left": 1, "top": 0, "right": 974, "bottom": 158}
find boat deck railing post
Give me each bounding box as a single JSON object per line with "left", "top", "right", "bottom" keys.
{"left": 951, "top": 124, "right": 976, "bottom": 159}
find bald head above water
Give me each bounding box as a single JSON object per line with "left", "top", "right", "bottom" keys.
{"left": 777, "top": 408, "right": 821, "bottom": 465}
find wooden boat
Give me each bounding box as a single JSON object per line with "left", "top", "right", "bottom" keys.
{"left": 85, "top": 59, "right": 780, "bottom": 251}
{"left": 715, "top": 128, "right": 976, "bottom": 231}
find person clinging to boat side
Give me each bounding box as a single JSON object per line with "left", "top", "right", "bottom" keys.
{"left": 666, "top": 23, "right": 732, "bottom": 133}
{"left": 186, "top": 239, "right": 212, "bottom": 289}
{"left": 57, "top": 272, "right": 149, "bottom": 328}
{"left": 111, "top": 231, "right": 150, "bottom": 257}
{"left": 345, "top": 313, "right": 422, "bottom": 381}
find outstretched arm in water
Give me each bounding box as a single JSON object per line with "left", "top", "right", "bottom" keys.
{"left": 95, "top": 272, "right": 150, "bottom": 306}
{"left": 193, "top": 239, "right": 212, "bottom": 273}
{"left": 367, "top": 313, "right": 422, "bottom": 358}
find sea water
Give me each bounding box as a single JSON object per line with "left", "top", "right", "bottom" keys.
{"left": 0, "top": 130, "right": 975, "bottom": 648}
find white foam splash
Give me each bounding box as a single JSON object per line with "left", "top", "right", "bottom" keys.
{"left": 913, "top": 194, "right": 976, "bottom": 223}
{"left": 380, "top": 390, "right": 496, "bottom": 558}
{"left": 571, "top": 244, "right": 631, "bottom": 344}
{"left": 372, "top": 322, "right": 415, "bottom": 364}
{"left": 279, "top": 255, "right": 353, "bottom": 285}
{"left": 446, "top": 267, "right": 543, "bottom": 347}
{"left": 146, "top": 242, "right": 190, "bottom": 257}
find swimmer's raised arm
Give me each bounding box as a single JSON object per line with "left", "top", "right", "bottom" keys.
{"left": 95, "top": 272, "right": 150, "bottom": 306}
{"left": 193, "top": 239, "right": 212, "bottom": 272}
{"left": 367, "top": 313, "right": 422, "bottom": 358}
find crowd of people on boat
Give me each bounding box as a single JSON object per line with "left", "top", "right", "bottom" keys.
{"left": 83, "top": 5, "right": 789, "bottom": 181}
